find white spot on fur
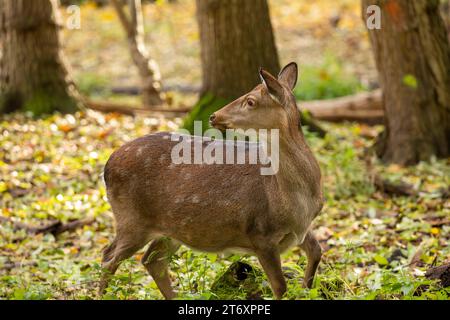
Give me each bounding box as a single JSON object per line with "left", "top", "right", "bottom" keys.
{"left": 174, "top": 197, "right": 183, "bottom": 204}
{"left": 220, "top": 200, "right": 231, "bottom": 207}
{"left": 192, "top": 195, "right": 200, "bottom": 204}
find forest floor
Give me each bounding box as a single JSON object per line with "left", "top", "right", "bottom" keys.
{"left": 0, "top": 1, "right": 449, "bottom": 300}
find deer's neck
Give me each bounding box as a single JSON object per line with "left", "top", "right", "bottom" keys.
{"left": 275, "top": 127, "right": 321, "bottom": 197}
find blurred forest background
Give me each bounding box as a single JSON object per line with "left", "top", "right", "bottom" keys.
{"left": 0, "top": 0, "right": 449, "bottom": 299}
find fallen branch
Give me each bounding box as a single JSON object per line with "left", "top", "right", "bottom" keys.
{"left": 0, "top": 216, "right": 95, "bottom": 236}
{"left": 373, "top": 175, "right": 417, "bottom": 197}
{"left": 84, "top": 98, "right": 191, "bottom": 115}
{"left": 1, "top": 261, "right": 38, "bottom": 271}
{"left": 50, "top": 218, "right": 96, "bottom": 236}
{"left": 425, "top": 263, "right": 450, "bottom": 287}
{"left": 423, "top": 217, "right": 450, "bottom": 227}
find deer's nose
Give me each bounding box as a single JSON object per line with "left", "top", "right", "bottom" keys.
{"left": 209, "top": 113, "right": 217, "bottom": 123}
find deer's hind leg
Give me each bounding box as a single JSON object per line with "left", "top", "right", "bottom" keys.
{"left": 141, "top": 238, "right": 180, "bottom": 300}
{"left": 299, "top": 231, "right": 322, "bottom": 288}
{"left": 99, "top": 226, "right": 152, "bottom": 295}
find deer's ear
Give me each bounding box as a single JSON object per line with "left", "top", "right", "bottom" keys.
{"left": 278, "top": 62, "right": 298, "bottom": 91}
{"left": 259, "top": 68, "right": 284, "bottom": 103}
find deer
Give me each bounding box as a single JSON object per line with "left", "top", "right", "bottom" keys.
{"left": 99, "top": 62, "right": 324, "bottom": 299}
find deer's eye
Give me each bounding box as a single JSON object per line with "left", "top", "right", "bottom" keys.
{"left": 246, "top": 98, "right": 256, "bottom": 108}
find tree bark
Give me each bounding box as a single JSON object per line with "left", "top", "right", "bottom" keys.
{"left": 0, "top": 0, "right": 79, "bottom": 115}
{"left": 196, "top": 0, "right": 280, "bottom": 99}
{"left": 362, "top": 0, "right": 450, "bottom": 165}
{"left": 111, "top": 0, "right": 163, "bottom": 107}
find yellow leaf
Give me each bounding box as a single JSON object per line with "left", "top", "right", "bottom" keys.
{"left": 0, "top": 181, "right": 7, "bottom": 193}
{"left": 17, "top": 210, "right": 27, "bottom": 218}
{"left": 81, "top": 1, "right": 97, "bottom": 11}
{"left": 2, "top": 208, "right": 11, "bottom": 217}
{"left": 431, "top": 228, "right": 440, "bottom": 235}
{"left": 100, "top": 11, "right": 115, "bottom": 22}
{"left": 5, "top": 243, "right": 17, "bottom": 250}
{"left": 97, "top": 237, "right": 110, "bottom": 245}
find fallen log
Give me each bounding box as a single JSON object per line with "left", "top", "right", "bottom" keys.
{"left": 0, "top": 216, "right": 95, "bottom": 236}
{"left": 373, "top": 175, "right": 417, "bottom": 197}
{"left": 300, "top": 89, "right": 383, "bottom": 124}
{"left": 111, "top": 84, "right": 201, "bottom": 95}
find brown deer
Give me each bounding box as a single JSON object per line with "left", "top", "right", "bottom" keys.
{"left": 99, "top": 62, "right": 323, "bottom": 299}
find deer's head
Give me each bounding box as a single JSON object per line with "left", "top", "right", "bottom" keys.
{"left": 209, "top": 62, "right": 299, "bottom": 133}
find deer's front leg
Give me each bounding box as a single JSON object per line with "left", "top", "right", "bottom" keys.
{"left": 255, "top": 247, "right": 286, "bottom": 299}
{"left": 299, "top": 231, "right": 322, "bottom": 288}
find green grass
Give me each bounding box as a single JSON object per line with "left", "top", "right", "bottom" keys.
{"left": 294, "top": 55, "right": 366, "bottom": 101}
{"left": 0, "top": 112, "right": 448, "bottom": 300}
{"left": 75, "top": 72, "right": 111, "bottom": 97}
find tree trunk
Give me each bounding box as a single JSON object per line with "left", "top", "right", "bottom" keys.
{"left": 111, "top": 0, "right": 163, "bottom": 107}
{"left": 197, "top": 0, "right": 279, "bottom": 99}
{"left": 0, "top": 0, "right": 79, "bottom": 115}
{"left": 183, "top": 0, "right": 280, "bottom": 132}
{"left": 362, "top": 0, "right": 450, "bottom": 165}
